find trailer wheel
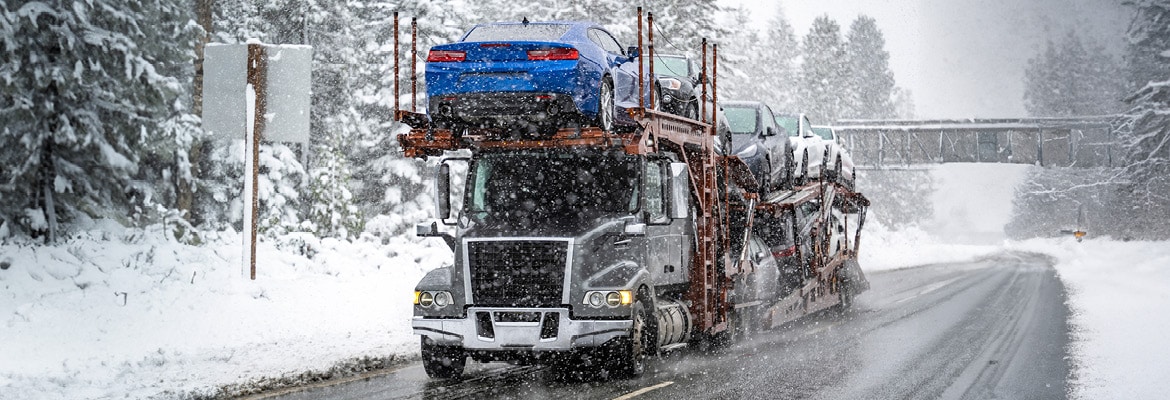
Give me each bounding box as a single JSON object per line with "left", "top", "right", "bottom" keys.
{"left": 421, "top": 336, "right": 466, "bottom": 379}
{"left": 610, "top": 300, "right": 649, "bottom": 378}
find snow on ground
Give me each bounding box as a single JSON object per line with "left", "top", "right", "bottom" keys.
{"left": 1008, "top": 238, "right": 1170, "bottom": 400}
{"left": 1, "top": 162, "right": 1166, "bottom": 399}
{"left": 0, "top": 221, "right": 450, "bottom": 398}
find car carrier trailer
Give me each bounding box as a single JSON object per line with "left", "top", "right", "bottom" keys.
{"left": 392, "top": 9, "right": 870, "bottom": 379}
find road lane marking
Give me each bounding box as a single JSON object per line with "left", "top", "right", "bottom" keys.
{"left": 613, "top": 381, "right": 675, "bottom": 400}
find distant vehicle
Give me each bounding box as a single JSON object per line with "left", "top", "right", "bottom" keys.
{"left": 775, "top": 113, "right": 826, "bottom": 185}
{"left": 811, "top": 125, "right": 856, "bottom": 186}
{"left": 425, "top": 21, "right": 657, "bottom": 135}
{"left": 723, "top": 101, "right": 791, "bottom": 192}
{"left": 651, "top": 54, "right": 700, "bottom": 119}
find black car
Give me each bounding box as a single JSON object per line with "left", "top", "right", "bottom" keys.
{"left": 755, "top": 199, "right": 820, "bottom": 296}
{"left": 652, "top": 54, "right": 700, "bottom": 119}
{"left": 722, "top": 100, "right": 792, "bottom": 192}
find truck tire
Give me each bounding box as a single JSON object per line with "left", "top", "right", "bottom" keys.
{"left": 421, "top": 337, "right": 466, "bottom": 379}
{"left": 610, "top": 300, "right": 650, "bottom": 378}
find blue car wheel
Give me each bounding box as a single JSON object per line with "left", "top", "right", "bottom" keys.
{"left": 599, "top": 76, "right": 615, "bottom": 132}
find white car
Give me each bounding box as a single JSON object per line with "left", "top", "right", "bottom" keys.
{"left": 774, "top": 113, "right": 828, "bottom": 186}
{"left": 810, "top": 125, "right": 856, "bottom": 186}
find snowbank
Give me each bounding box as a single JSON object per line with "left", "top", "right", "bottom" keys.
{"left": 1008, "top": 238, "right": 1170, "bottom": 400}
{"left": 0, "top": 224, "right": 450, "bottom": 398}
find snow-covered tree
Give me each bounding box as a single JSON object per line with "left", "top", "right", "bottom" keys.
{"left": 0, "top": 0, "right": 197, "bottom": 242}
{"left": 715, "top": 7, "right": 763, "bottom": 102}
{"left": 755, "top": 4, "right": 800, "bottom": 112}
{"left": 842, "top": 16, "right": 896, "bottom": 119}
{"left": 799, "top": 15, "right": 847, "bottom": 124}
{"left": 1113, "top": 0, "right": 1170, "bottom": 239}
{"left": 1023, "top": 31, "right": 1126, "bottom": 117}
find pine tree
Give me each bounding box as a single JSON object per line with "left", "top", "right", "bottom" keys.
{"left": 842, "top": 16, "right": 896, "bottom": 119}
{"left": 1023, "top": 31, "right": 1125, "bottom": 117}
{"left": 1114, "top": 0, "right": 1170, "bottom": 239}
{"left": 0, "top": 0, "right": 197, "bottom": 242}
{"left": 756, "top": 4, "right": 800, "bottom": 112}
{"left": 715, "top": 7, "right": 763, "bottom": 102}
{"left": 799, "top": 15, "right": 847, "bottom": 124}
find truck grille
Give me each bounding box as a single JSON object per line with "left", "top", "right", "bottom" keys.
{"left": 467, "top": 240, "right": 568, "bottom": 307}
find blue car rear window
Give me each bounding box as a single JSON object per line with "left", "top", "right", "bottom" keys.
{"left": 724, "top": 107, "right": 759, "bottom": 134}
{"left": 464, "top": 24, "right": 571, "bottom": 42}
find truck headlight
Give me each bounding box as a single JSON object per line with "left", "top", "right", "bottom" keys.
{"left": 417, "top": 291, "right": 453, "bottom": 309}
{"left": 584, "top": 290, "right": 633, "bottom": 308}
{"left": 434, "top": 291, "right": 451, "bottom": 308}
{"left": 606, "top": 292, "right": 622, "bottom": 307}
{"left": 589, "top": 292, "right": 604, "bottom": 308}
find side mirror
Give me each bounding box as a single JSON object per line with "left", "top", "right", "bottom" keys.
{"left": 623, "top": 221, "right": 647, "bottom": 236}
{"left": 627, "top": 46, "right": 640, "bottom": 59}
{"left": 668, "top": 162, "right": 690, "bottom": 219}
{"left": 436, "top": 163, "right": 451, "bottom": 220}
{"left": 416, "top": 221, "right": 457, "bottom": 251}
{"left": 416, "top": 221, "right": 441, "bottom": 236}
{"left": 765, "top": 126, "right": 775, "bottom": 137}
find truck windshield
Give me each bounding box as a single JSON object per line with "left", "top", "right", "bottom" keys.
{"left": 466, "top": 152, "right": 639, "bottom": 224}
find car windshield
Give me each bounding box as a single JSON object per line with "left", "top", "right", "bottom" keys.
{"left": 654, "top": 56, "right": 689, "bottom": 78}
{"left": 724, "top": 106, "right": 759, "bottom": 134}
{"left": 812, "top": 127, "right": 834, "bottom": 140}
{"left": 775, "top": 116, "right": 799, "bottom": 137}
{"left": 463, "top": 24, "right": 570, "bottom": 42}
{"left": 466, "top": 151, "right": 639, "bottom": 226}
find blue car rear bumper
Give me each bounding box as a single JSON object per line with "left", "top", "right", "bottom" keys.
{"left": 426, "top": 60, "right": 598, "bottom": 120}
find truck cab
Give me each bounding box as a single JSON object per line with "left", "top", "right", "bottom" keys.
{"left": 413, "top": 148, "right": 694, "bottom": 378}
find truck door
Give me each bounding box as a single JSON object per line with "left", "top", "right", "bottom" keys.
{"left": 645, "top": 160, "right": 687, "bottom": 286}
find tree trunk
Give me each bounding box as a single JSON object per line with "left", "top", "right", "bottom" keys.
{"left": 181, "top": 0, "right": 215, "bottom": 224}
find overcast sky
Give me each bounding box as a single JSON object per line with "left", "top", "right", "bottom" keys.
{"left": 719, "top": 0, "right": 1132, "bottom": 119}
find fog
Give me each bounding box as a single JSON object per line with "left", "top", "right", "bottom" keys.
{"left": 724, "top": 0, "right": 1131, "bottom": 118}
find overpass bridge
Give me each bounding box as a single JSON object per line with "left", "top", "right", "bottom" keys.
{"left": 833, "top": 116, "right": 1119, "bottom": 168}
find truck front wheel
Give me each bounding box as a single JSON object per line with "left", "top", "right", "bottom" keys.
{"left": 421, "top": 336, "right": 466, "bottom": 379}
{"left": 610, "top": 301, "right": 650, "bottom": 378}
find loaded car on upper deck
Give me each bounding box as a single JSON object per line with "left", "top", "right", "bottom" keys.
{"left": 723, "top": 100, "right": 792, "bottom": 193}
{"left": 425, "top": 20, "right": 658, "bottom": 136}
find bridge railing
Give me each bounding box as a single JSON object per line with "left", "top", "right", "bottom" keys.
{"left": 833, "top": 116, "right": 1120, "bottom": 168}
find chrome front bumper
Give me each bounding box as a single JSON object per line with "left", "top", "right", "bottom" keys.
{"left": 413, "top": 307, "right": 632, "bottom": 350}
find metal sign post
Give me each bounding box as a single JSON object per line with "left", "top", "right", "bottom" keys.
{"left": 204, "top": 42, "right": 311, "bottom": 280}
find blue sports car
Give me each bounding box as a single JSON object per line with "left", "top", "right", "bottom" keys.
{"left": 425, "top": 21, "right": 658, "bottom": 135}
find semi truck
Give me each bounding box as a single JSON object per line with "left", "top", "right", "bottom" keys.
{"left": 392, "top": 11, "right": 870, "bottom": 380}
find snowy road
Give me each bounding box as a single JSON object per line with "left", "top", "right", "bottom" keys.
{"left": 257, "top": 252, "right": 1069, "bottom": 399}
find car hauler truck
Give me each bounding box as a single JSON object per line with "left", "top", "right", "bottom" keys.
{"left": 392, "top": 10, "right": 870, "bottom": 379}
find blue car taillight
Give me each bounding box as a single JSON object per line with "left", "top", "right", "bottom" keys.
{"left": 427, "top": 50, "right": 465, "bottom": 62}
{"left": 527, "top": 48, "right": 578, "bottom": 61}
